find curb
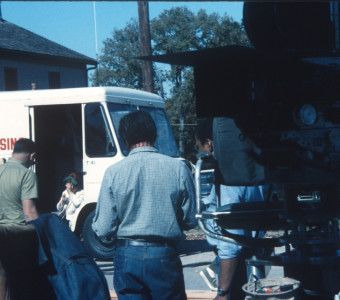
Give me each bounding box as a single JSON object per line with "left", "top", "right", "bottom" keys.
{"left": 110, "top": 290, "right": 216, "bottom": 299}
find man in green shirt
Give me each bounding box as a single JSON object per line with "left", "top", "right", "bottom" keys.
{"left": 0, "top": 138, "right": 39, "bottom": 299}
{"left": 0, "top": 138, "right": 39, "bottom": 225}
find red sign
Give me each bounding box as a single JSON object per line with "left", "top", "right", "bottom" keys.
{"left": 0, "top": 138, "right": 21, "bottom": 151}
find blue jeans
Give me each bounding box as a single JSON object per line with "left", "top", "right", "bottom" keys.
{"left": 114, "top": 244, "right": 187, "bottom": 300}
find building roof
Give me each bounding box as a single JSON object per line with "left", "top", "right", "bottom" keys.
{"left": 0, "top": 18, "right": 97, "bottom": 66}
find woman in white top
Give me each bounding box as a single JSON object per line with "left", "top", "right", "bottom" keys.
{"left": 56, "top": 172, "right": 84, "bottom": 227}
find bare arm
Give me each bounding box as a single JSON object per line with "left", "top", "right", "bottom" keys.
{"left": 22, "top": 199, "right": 39, "bottom": 222}
{"left": 213, "top": 257, "right": 239, "bottom": 300}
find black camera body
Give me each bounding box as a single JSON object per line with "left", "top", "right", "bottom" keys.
{"left": 148, "top": 3, "right": 340, "bottom": 297}
{"left": 195, "top": 49, "right": 340, "bottom": 191}
{"left": 194, "top": 3, "right": 340, "bottom": 298}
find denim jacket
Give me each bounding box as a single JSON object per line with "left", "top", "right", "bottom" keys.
{"left": 29, "top": 213, "right": 111, "bottom": 300}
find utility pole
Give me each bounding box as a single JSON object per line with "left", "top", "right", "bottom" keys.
{"left": 93, "top": 2, "right": 99, "bottom": 86}
{"left": 138, "top": 1, "right": 154, "bottom": 93}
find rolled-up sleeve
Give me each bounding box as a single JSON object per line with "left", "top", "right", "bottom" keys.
{"left": 92, "top": 169, "right": 119, "bottom": 242}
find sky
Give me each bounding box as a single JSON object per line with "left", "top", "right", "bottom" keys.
{"left": 1, "top": 1, "right": 244, "bottom": 60}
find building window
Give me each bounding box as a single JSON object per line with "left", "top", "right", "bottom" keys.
{"left": 48, "top": 72, "right": 60, "bottom": 89}
{"left": 4, "top": 67, "right": 18, "bottom": 91}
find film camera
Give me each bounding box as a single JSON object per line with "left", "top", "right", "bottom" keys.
{"left": 148, "top": 2, "right": 340, "bottom": 298}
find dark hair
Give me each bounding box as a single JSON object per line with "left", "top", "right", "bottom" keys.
{"left": 196, "top": 118, "right": 213, "bottom": 144}
{"left": 13, "top": 138, "right": 36, "bottom": 154}
{"left": 118, "top": 111, "right": 157, "bottom": 148}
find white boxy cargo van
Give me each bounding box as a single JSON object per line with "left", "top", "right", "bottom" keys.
{"left": 0, "top": 87, "right": 180, "bottom": 260}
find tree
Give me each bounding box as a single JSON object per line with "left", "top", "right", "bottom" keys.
{"left": 151, "top": 8, "right": 249, "bottom": 54}
{"left": 151, "top": 8, "right": 249, "bottom": 159}
{"left": 165, "top": 69, "right": 197, "bottom": 161}
{"left": 194, "top": 10, "right": 250, "bottom": 49}
{"left": 91, "top": 19, "right": 142, "bottom": 89}
{"left": 92, "top": 7, "right": 249, "bottom": 160}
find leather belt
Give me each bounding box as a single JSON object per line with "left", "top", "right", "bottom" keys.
{"left": 116, "top": 239, "right": 175, "bottom": 248}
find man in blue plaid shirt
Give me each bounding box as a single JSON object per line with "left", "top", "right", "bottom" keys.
{"left": 93, "top": 110, "right": 197, "bottom": 300}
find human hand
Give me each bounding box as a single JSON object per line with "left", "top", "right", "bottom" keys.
{"left": 66, "top": 182, "right": 75, "bottom": 194}
{"left": 61, "top": 192, "right": 69, "bottom": 204}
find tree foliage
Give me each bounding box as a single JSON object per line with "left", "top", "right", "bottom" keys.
{"left": 151, "top": 8, "right": 249, "bottom": 54}
{"left": 165, "top": 69, "right": 197, "bottom": 161}
{"left": 92, "top": 6, "right": 249, "bottom": 160}
{"left": 91, "top": 19, "right": 143, "bottom": 89}
{"left": 151, "top": 7, "right": 249, "bottom": 159}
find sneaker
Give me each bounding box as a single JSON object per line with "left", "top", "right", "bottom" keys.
{"left": 199, "top": 267, "right": 218, "bottom": 291}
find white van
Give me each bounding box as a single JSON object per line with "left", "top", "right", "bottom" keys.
{"left": 0, "top": 86, "right": 180, "bottom": 260}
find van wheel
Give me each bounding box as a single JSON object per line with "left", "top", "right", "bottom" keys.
{"left": 81, "top": 210, "right": 115, "bottom": 261}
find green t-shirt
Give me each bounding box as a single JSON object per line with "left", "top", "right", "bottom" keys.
{"left": 0, "top": 157, "right": 38, "bottom": 226}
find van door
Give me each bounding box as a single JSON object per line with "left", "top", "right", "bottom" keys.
{"left": 33, "top": 104, "right": 83, "bottom": 213}
{"left": 82, "top": 102, "right": 121, "bottom": 205}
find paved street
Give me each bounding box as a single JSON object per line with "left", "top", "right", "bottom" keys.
{"left": 97, "top": 237, "right": 284, "bottom": 298}
{"left": 98, "top": 239, "right": 216, "bottom": 291}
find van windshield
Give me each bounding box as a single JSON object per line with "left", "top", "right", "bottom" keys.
{"left": 107, "top": 103, "right": 180, "bottom": 157}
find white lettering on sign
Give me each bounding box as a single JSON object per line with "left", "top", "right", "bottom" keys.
{"left": 0, "top": 138, "right": 22, "bottom": 151}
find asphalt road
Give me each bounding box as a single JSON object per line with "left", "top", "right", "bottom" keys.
{"left": 97, "top": 239, "right": 216, "bottom": 292}
{"left": 97, "top": 239, "right": 284, "bottom": 294}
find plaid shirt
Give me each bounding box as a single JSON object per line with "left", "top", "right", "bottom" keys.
{"left": 92, "top": 146, "right": 197, "bottom": 242}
